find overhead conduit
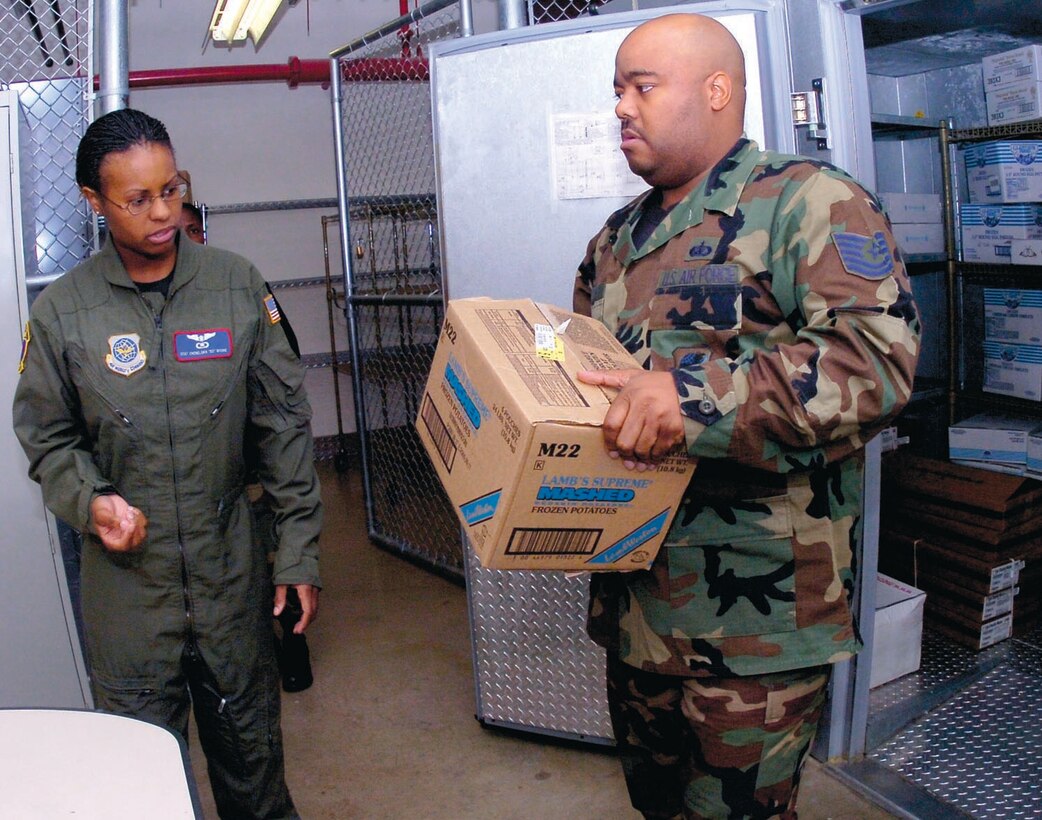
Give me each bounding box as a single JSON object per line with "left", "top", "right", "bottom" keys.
{"left": 90, "top": 0, "right": 439, "bottom": 91}
{"left": 92, "top": 54, "right": 430, "bottom": 91}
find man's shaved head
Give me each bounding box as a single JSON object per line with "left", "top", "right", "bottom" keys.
{"left": 614, "top": 13, "right": 748, "bottom": 205}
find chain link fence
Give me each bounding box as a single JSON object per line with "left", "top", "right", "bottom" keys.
{"left": 1, "top": 0, "right": 94, "bottom": 291}
{"left": 332, "top": 0, "right": 465, "bottom": 578}
{"left": 528, "top": 0, "right": 605, "bottom": 24}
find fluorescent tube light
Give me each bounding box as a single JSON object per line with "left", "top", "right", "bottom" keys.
{"left": 210, "top": 0, "right": 284, "bottom": 44}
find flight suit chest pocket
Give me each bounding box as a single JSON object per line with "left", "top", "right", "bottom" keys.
{"left": 666, "top": 494, "right": 797, "bottom": 638}
{"left": 67, "top": 353, "right": 143, "bottom": 442}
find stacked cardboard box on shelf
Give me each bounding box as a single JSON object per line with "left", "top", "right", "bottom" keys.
{"left": 877, "top": 192, "right": 944, "bottom": 256}
{"left": 949, "top": 412, "right": 1041, "bottom": 473}
{"left": 983, "top": 45, "right": 1042, "bottom": 126}
{"left": 880, "top": 452, "right": 1042, "bottom": 650}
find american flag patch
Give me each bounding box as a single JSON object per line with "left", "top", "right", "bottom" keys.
{"left": 264, "top": 294, "right": 281, "bottom": 325}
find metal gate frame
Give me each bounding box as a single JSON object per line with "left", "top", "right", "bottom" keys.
{"left": 2, "top": 0, "right": 96, "bottom": 294}
{"left": 330, "top": 0, "right": 472, "bottom": 579}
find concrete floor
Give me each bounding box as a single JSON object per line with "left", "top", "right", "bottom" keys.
{"left": 189, "top": 463, "right": 899, "bottom": 819}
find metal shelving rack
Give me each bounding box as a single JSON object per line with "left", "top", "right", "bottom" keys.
{"left": 939, "top": 120, "right": 1042, "bottom": 425}
{"left": 842, "top": 120, "right": 1042, "bottom": 820}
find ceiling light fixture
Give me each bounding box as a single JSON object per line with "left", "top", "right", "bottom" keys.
{"left": 209, "top": 0, "right": 285, "bottom": 45}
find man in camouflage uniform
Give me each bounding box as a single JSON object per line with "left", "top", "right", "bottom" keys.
{"left": 574, "top": 14, "right": 920, "bottom": 819}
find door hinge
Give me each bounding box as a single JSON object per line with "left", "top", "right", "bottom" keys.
{"left": 791, "top": 78, "right": 829, "bottom": 150}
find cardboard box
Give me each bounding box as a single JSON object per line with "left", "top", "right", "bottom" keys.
{"left": 920, "top": 574, "right": 1017, "bottom": 622}
{"left": 960, "top": 204, "right": 1042, "bottom": 263}
{"left": 949, "top": 413, "right": 1040, "bottom": 464}
{"left": 877, "top": 192, "right": 942, "bottom": 224}
{"left": 986, "top": 80, "right": 1042, "bottom": 126}
{"left": 984, "top": 288, "right": 1042, "bottom": 344}
{"left": 1011, "top": 239, "right": 1042, "bottom": 265}
{"left": 878, "top": 528, "right": 1028, "bottom": 595}
{"left": 983, "top": 44, "right": 1042, "bottom": 91}
{"left": 926, "top": 610, "right": 1013, "bottom": 650}
{"left": 949, "top": 458, "right": 1026, "bottom": 476}
{"left": 1028, "top": 426, "right": 1042, "bottom": 479}
{"left": 871, "top": 574, "right": 925, "bottom": 688}
{"left": 881, "top": 452, "right": 1042, "bottom": 548}
{"left": 982, "top": 341, "right": 1042, "bottom": 401}
{"left": 892, "top": 222, "right": 944, "bottom": 256}
{"left": 964, "top": 142, "right": 1042, "bottom": 203}
{"left": 415, "top": 298, "right": 693, "bottom": 571}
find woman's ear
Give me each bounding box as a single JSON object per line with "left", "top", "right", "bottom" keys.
{"left": 82, "top": 186, "right": 103, "bottom": 216}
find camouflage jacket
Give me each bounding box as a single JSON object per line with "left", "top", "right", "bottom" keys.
{"left": 575, "top": 138, "right": 921, "bottom": 677}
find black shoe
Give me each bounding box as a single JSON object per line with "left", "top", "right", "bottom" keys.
{"left": 277, "top": 623, "right": 313, "bottom": 692}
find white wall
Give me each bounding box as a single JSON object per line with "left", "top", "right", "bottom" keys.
{"left": 123, "top": 0, "right": 500, "bottom": 437}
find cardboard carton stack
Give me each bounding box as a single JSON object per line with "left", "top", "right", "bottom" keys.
{"left": 877, "top": 192, "right": 944, "bottom": 257}
{"left": 880, "top": 452, "right": 1042, "bottom": 650}
{"left": 978, "top": 289, "right": 1042, "bottom": 403}
{"left": 949, "top": 412, "right": 1042, "bottom": 474}
{"left": 983, "top": 45, "right": 1042, "bottom": 127}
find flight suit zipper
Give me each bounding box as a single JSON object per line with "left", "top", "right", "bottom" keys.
{"left": 147, "top": 296, "right": 197, "bottom": 643}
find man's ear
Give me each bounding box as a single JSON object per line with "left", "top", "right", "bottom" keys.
{"left": 706, "top": 71, "right": 733, "bottom": 111}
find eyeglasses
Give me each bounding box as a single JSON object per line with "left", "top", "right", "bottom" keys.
{"left": 97, "top": 178, "right": 189, "bottom": 216}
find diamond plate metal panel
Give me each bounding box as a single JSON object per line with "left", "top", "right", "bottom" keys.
{"left": 465, "top": 545, "right": 614, "bottom": 742}
{"left": 868, "top": 629, "right": 1042, "bottom": 818}
{"left": 869, "top": 626, "right": 1013, "bottom": 713}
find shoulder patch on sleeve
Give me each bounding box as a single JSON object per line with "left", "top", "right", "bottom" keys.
{"left": 832, "top": 230, "right": 896, "bottom": 280}
{"left": 264, "top": 294, "right": 282, "bottom": 325}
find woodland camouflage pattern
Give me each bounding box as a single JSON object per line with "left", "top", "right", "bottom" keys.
{"left": 576, "top": 138, "right": 921, "bottom": 677}
{"left": 607, "top": 654, "right": 829, "bottom": 819}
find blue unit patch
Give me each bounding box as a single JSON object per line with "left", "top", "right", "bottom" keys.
{"left": 461, "top": 490, "right": 501, "bottom": 526}
{"left": 106, "top": 333, "right": 146, "bottom": 376}
{"left": 174, "top": 329, "right": 233, "bottom": 362}
{"left": 832, "top": 231, "right": 896, "bottom": 280}
{"left": 586, "top": 508, "right": 670, "bottom": 565}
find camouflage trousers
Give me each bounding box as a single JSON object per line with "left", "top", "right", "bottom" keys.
{"left": 606, "top": 653, "right": 831, "bottom": 819}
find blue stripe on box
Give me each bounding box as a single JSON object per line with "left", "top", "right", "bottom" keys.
{"left": 586, "top": 509, "right": 670, "bottom": 565}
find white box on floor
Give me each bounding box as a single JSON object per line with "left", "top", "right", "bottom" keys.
{"left": 877, "top": 192, "right": 942, "bottom": 224}
{"left": 986, "top": 80, "right": 1042, "bottom": 126}
{"left": 871, "top": 574, "right": 925, "bottom": 688}
{"left": 948, "top": 412, "right": 1040, "bottom": 464}
{"left": 983, "top": 341, "right": 1042, "bottom": 401}
{"left": 892, "top": 222, "right": 944, "bottom": 255}
{"left": 984, "top": 288, "right": 1042, "bottom": 344}
{"left": 961, "top": 205, "right": 1042, "bottom": 263}
{"left": 965, "top": 142, "right": 1042, "bottom": 203}
{"left": 983, "top": 44, "right": 1042, "bottom": 91}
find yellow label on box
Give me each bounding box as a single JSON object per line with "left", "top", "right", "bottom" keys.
{"left": 534, "top": 323, "right": 565, "bottom": 362}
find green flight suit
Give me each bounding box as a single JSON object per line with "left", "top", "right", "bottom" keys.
{"left": 13, "top": 234, "right": 322, "bottom": 819}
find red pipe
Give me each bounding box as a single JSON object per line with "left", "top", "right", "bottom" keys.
{"left": 90, "top": 57, "right": 329, "bottom": 90}
{"left": 91, "top": 55, "right": 430, "bottom": 91}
